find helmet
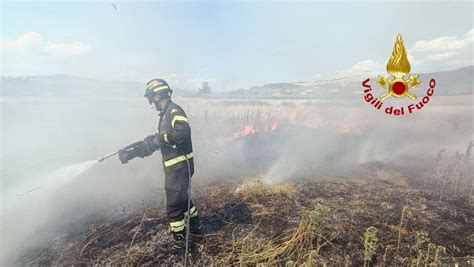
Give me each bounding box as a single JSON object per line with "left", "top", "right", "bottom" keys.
{"left": 144, "top": 78, "right": 173, "bottom": 105}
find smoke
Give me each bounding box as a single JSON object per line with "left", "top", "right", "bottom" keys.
{"left": 190, "top": 98, "right": 472, "bottom": 184}
{"left": 1, "top": 95, "right": 472, "bottom": 263}
{"left": 1, "top": 160, "right": 98, "bottom": 262}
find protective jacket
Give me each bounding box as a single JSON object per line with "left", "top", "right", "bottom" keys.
{"left": 158, "top": 100, "right": 194, "bottom": 174}
{"left": 117, "top": 93, "right": 200, "bottom": 243}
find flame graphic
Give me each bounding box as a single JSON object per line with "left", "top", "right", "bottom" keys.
{"left": 386, "top": 34, "right": 411, "bottom": 78}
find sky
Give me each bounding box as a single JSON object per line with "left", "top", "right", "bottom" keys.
{"left": 1, "top": 1, "right": 473, "bottom": 90}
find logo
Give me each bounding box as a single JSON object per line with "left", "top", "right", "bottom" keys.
{"left": 378, "top": 34, "right": 420, "bottom": 100}
{"left": 362, "top": 34, "right": 436, "bottom": 115}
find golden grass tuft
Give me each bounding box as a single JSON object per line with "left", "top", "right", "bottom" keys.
{"left": 375, "top": 169, "right": 409, "bottom": 188}
{"left": 234, "top": 176, "right": 297, "bottom": 201}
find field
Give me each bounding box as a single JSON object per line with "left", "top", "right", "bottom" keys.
{"left": 2, "top": 96, "right": 473, "bottom": 265}
{"left": 20, "top": 163, "right": 474, "bottom": 265}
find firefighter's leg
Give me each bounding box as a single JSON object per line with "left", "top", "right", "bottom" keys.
{"left": 170, "top": 168, "right": 201, "bottom": 236}
{"left": 165, "top": 168, "right": 201, "bottom": 252}
{"left": 172, "top": 167, "right": 201, "bottom": 235}
{"left": 164, "top": 170, "right": 186, "bottom": 254}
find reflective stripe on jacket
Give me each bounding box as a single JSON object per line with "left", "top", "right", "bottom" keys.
{"left": 158, "top": 101, "right": 194, "bottom": 173}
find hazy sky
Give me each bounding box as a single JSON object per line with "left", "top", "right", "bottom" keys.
{"left": 1, "top": 1, "right": 473, "bottom": 90}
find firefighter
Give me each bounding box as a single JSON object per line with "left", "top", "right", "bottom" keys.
{"left": 117, "top": 78, "right": 201, "bottom": 254}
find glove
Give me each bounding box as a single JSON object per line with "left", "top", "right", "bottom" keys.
{"left": 144, "top": 134, "right": 160, "bottom": 150}
{"left": 118, "top": 149, "right": 133, "bottom": 164}
{"left": 133, "top": 141, "right": 152, "bottom": 157}
{"left": 118, "top": 140, "right": 153, "bottom": 164}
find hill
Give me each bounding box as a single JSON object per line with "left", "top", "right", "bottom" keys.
{"left": 2, "top": 66, "right": 472, "bottom": 99}
{"left": 228, "top": 66, "right": 474, "bottom": 100}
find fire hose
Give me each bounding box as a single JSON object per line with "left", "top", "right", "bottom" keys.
{"left": 97, "top": 140, "right": 193, "bottom": 266}
{"left": 179, "top": 148, "right": 192, "bottom": 267}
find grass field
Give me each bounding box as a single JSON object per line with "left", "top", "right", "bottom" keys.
{"left": 2, "top": 95, "right": 473, "bottom": 265}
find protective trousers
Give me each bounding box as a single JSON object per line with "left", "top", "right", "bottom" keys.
{"left": 165, "top": 167, "right": 198, "bottom": 233}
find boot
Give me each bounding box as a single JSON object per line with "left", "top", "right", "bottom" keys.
{"left": 190, "top": 216, "right": 203, "bottom": 239}
{"left": 168, "top": 231, "right": 186, "bottom": 254}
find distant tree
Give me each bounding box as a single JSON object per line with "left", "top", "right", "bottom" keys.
{"left": 198, "top": 82, "right": 212, "bottom": 95}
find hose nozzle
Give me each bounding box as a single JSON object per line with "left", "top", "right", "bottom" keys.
{"left": 96, "top": 151, "right": 119, "bottom": 163}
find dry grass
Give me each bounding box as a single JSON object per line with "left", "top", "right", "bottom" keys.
{"left": 374, "top": 169, "right": 409, "bottom": 188}
{"left": 21, "top": 171, "right": 474, "bottom": 266}
{"left": 409, "top": 231, "right": 446, "bottom": 266}
{"left": 363, "top": 226, "right": 378, "bottom": 267}
{"left": 432, "top": 141, "right": 473, "bottom": 201}
{"left": 235, "top": 176, "right": 297, "bottom": 200}
{"left": 217, "top": 204, "right": 331, "bottom": 265}
{"left": 184, "top": 99, "right": 364, "bottom": 136}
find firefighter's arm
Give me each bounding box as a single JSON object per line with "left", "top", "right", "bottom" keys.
{"left": 162, "top": 112, "right": 190, "bottom": 145}
{"left": 144, "top": 134, "right": 161, "bottom": 152}
{"left": 129, "top": 134, "right": 159, "bottom": 158}
{"left": 118, "top": 135, "right": 158, "bottom": 164}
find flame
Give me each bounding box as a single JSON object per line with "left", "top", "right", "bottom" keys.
{"left": 241, "top": 125, "right": 257, "bottom": 136}
{"left": 386, "top": 34, "right": 411, "bottom": 78}
{"left": 218, "top": 123, "right": 279, "bottom": 144}
{"left": 220, "top": 123, "right": 279, "bottom": 144}
{"left": 219, "top": 116, "right": 363, "bottom": 144}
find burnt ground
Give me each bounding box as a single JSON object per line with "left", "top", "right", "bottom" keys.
{"left": 17, "top": 164, "right": 473, "bottom": 266}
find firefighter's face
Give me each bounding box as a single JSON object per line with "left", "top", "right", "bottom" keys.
{"left": 152, "top": 94, "right": 159, "bottom": 111}
{"left": 153, "top": 94, "right": 166, "bottom": 111}
{"left": 144, "top": 90, "right": 161, "bottom": 111}
{"left": 144, "top": 89, "right": 155, "bottom": 106}
{"left": 144, "top": 89, "right": 170, "bottom": 111}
